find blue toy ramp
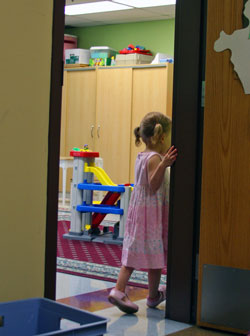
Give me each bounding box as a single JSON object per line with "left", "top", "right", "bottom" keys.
{"left": 0, "top": 298, "right": 108, "bottom": 335}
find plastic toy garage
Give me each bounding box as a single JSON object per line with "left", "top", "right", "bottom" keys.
{"left": 63, "top": 148, "right": 132, "bottom": 245}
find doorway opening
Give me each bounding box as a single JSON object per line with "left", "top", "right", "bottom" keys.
{"left": 46, "top": 0, "right": 204, "bottom": 325}
{"left": 57, "top": 0, "right": 176, "bottom": 301}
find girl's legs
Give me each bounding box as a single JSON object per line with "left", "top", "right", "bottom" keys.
{"left": 115, "top": 265, "right": 134, "bottom": 292}
{"left": 148, "top": 268, "right": 162, "bottom": 298}
{"left": 147, "top": 268, "right": 166, "bottom": 308}
{"left": 109, "top": 265, "right": 138, "bottom": 314}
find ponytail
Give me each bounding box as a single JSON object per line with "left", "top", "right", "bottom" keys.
{"left": 134, "top": 126, "right": 141, "bottom": 146}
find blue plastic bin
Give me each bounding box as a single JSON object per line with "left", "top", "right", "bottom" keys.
{"left": 0, "top": 298, "right": 108, "bottom": 335}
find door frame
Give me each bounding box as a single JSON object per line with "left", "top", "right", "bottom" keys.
{"left": 166, "top": 0, "right": 204, "bottom": 323}
{"left": 45, "top": 0, "right": 204, "bottom": 323}
{"left": 44, "top": 0, "right": 65, "bottom": 299}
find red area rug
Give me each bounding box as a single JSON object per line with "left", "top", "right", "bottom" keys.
{"left": 57, "top": 220, "right": 166, "bottom": 288}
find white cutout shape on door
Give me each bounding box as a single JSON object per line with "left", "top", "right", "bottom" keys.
{"left": 214, "top": 0, "right": 250, "bottom": 94}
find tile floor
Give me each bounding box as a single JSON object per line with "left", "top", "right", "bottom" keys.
{"left": 56, "top": 273, "right": 190, "bottom": 336}
{"left": 56, "top": 204, "right": 241, "bottom": 335}
{"left": 56, "top": 272, "right": 191, "bottom": 335}
{"left": 56, "top": 273, "right": 240, "bottom": 336}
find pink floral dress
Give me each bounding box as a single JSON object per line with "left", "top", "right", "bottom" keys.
{"left": 121, "top": 151, "right": 170, "bottom": 269}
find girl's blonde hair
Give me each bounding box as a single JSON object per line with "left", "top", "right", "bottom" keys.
{"left": 134, "top": 112, "right": 171, "bottom": 146}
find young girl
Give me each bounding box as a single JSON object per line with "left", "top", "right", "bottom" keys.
{"left": 108, "top": 112, "right": 177, "bottom": 314}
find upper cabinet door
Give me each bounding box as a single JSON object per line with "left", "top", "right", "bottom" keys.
{"left": 60, "top": 70, "right": 68, "bottom": 157}
{"left": 95, "top": 68, "right": 133, "bottom": 185}
{"left": 129, "top": 65, "right": 173, "bottom": 183}
{"left": 65, "top": 69, "right": 97, "bottom": 155}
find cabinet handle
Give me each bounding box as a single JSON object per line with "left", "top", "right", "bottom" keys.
{"left": 91, "top": 125, "right": 94, "bottom": 138}
{"left": 97, "top": 125, "right": 100, "bottom": 138}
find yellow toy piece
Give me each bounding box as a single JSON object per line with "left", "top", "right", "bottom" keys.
{"left": 84, "top": 163, "right": 117, "bottom": 186}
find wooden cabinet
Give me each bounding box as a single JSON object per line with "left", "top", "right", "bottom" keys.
{"left": 60, "top": 71, "right": 68, "bottom": 157}
{"left": 60, "top": 64, "right": 173, "bottom": 190}
{"left": 64, "top": 69, "right": 97, "bottom": 153}
{"left": 129, "top": 65, "right": 173, "bottom": 182}
{"left": 58, "top": 70, "right": 68, "bottom": 193}
{"left": 59, "top": 69, "right": 96, "bottom": 192}
{"left": 95, "top": 68, "right": 133, "bottom": 184}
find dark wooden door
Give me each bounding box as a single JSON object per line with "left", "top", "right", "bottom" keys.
{"left": 197, "top": 1, "right": 250, "bottom": 334}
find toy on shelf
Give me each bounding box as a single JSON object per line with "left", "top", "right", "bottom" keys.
{"left": 89, "top": 46, "right": 118, "bottom": 67}
{"left": 63, "top": 147, "right": 132, "bottom": 245}
{"left": 119, "top": 44, "right": 152, "bottom": 55}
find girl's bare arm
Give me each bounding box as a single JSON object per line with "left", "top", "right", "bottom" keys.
{"left": 148, "top": 146, "right": 177, "bottom": 192}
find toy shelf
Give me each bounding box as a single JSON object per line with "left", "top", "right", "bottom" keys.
{"left": 78, "top": 182, "right": 125, "bottom": 193}
{"left": 77, "top": 203, "right": 124, "bottom": 215}
{"left": 64, "top": 150, "right": 132, "bottom": 244}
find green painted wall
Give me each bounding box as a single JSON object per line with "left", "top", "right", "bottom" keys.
{"left": 65, "top": 19, "right": 175, "bottom": 56}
